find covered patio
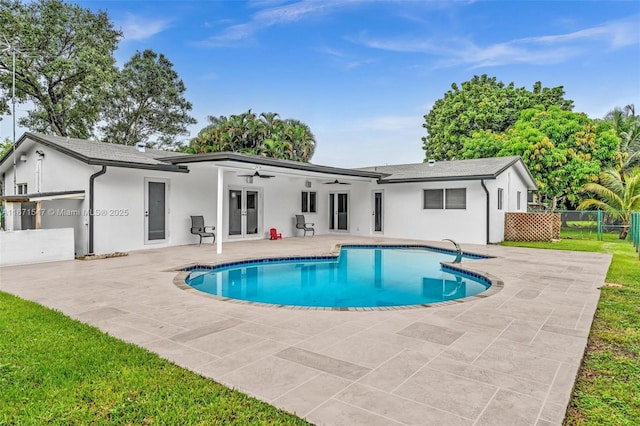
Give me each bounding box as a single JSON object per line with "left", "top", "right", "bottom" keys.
{"left": 0, "top": 235, "right": 611, "bottom": 425}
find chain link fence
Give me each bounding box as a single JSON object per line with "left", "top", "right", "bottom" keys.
{"left": 554, "top": 210, "right": 630, "bottom": 241}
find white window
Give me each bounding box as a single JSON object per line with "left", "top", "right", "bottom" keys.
{"left": 424, "top": 188, "right": 466, "bottom": 210}
{"left": 301, "top": 191, "right": 317, "bottom": 213}
{"left": 17, "top": 183, "right": 27, "bottom": 195}
{"left": 498, "top": 188, "right": 504, "bottom": 210}
{"left": 517, "top": 191, "right": 521, "bottom": 210}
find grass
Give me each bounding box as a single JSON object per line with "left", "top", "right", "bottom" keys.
{"left": 502, "top": 233, "right": 640, "bottom": 425}
{"left": 0, "top": 291, "right": 310, "bottom": 425}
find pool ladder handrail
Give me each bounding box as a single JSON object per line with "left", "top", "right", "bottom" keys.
{"left": 442, "top": 239, "right": 463, "bottom": 263}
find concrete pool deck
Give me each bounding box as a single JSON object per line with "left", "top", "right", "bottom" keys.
{"left": 0, "top": 236, "right": 611, "bottom": 425}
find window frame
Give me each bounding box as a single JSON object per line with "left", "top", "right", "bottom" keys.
{"left": 17, "top": 183, "right": 27, "bottom": 195}
{"left": 498, "top": 188, "right": 504, "bottom": 210}
{"left": 445, "top": 188, "right": 466, "bottom": 210}
{"left": 301, "top": 191, "right": 317, "bottom": 213}
{"left": 423, "top": 188, "right": 467, "bottom": 210}
{"left": 423, "top": 189, "right": 444, "bottom": 209}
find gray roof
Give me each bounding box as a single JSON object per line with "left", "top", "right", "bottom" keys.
{"left": 162, "top": 151, "right": 383, "bottom": 179}
{"left": 360, "top": 156, "right": 536, "bottom": 187}
{"left": 0, "top": 133, "right": 188, "bottom": 172}
{"left": 0, "top": 133, "right": 535, "bottom": 188}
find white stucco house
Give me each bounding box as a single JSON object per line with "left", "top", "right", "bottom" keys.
{"left": 0, "top": 132, "right": 536, "bottom": 263}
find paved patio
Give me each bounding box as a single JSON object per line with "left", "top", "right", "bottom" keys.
{"left": 0, "top": 236, "right": 611, "bottom": 425}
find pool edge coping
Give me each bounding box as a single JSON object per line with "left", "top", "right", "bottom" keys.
{"left": 171, "top": 243, "right": 504, "bottom": 311}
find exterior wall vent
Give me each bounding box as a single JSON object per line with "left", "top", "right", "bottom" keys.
{"left": 305, "top": 180, "right": 312, "bottom": 188}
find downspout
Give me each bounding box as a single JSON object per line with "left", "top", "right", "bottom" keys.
{"left": 481, "top": 180, "right": 490, "bottom": 244}
{"left": 89, "top": 166, "right": 107, "bottom": 254}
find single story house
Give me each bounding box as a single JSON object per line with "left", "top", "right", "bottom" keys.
{"left": 0, "top": 133, "right": 536, "bottom": 260}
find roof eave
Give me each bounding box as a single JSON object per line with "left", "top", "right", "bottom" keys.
{"left": 164, "top": 152, "right": 383, "bottom": 178}
{"left": 378, "top": 174, "right": 499, "bottom": 184}
{"left": 2, "top": 133, "right": 188, "bottom": 173}
{"left": 85, "top": 159, "right": 189, "bottom": 173}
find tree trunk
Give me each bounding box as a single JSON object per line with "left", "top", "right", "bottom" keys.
{"left": 619, "top": 227, "right": 628, "bottom": 240}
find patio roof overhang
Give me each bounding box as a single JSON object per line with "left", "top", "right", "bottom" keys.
{"left": 161, "top": 152, "right": 386, "bottom": 180}
{"left": 0, "top": 190, "right": 85, "bottom": 203}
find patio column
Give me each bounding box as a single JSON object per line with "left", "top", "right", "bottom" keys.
{"left": 4, "top": 202, "right": 16, "bottom": 231}
{"left": 34, "top": 201, "right": 42, "bottom": 229}
{"left": 216, "top": 167, "right": 224, "bottom": 254}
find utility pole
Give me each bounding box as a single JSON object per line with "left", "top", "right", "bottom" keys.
{"left": 1, "top": 36, "right": 19, "bottom": 195}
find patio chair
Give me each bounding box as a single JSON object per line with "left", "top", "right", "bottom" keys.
{"left": 269, "top": 228, "right": 282, "bottom": 240}
{"left": 295, "top": 215, "right": 315, "bottom": 237}
{"left": 190, "top": 216, "right": 215, "bottom": 245}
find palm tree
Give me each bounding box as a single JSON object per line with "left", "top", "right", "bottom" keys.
{"left": 284, "top": 119, "right": 316, "bottom": 161}
{"left": 618, "top": 122, "right": 640, "bottom": 174}
{"left": 578, "top": 168, "right": 640, "bottom": 239}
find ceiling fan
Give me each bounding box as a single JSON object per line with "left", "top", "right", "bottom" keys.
{"left": 323, "top": 179, "right": 351, "bottom": 185}
{"left": 237, "top": 170, "right": 275, "bottom": 179}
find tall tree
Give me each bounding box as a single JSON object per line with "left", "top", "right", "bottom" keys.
{"left": 0, "top": 0, "right": 121, "bottom": 138}
{"left": 461, "top": 106, "right": 619, "bottom": 209}
{"left": 99, "top": 49, "right": 196, "bottom": 148}
{"left": 187, "top": 110, "right": 317, "bottom": 162}
{"left": 422, "top": 74, "right": 573, "bottom": 161}
{"left": 602, "top": 104, "right": 640, "bottom": 175}
{"left": 578, "top": 168, "right": 640, "bottom": 239}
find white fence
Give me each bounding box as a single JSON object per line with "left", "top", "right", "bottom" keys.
{"left": 0, "top": 228, "right": 75, "bottom": 267}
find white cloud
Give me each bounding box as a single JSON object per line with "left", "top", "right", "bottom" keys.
{"left": 353, "top": 16, "right": 640, "bottom": 68}
{"left": 200, "top": 0, "right": 362, "bottom": 47}
{"left": 120, "top": 13, "right": 172, "bottom": 41}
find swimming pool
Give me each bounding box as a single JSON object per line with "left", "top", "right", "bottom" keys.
{"left": 184, "top": 246, "right": 491, "bottom": 308}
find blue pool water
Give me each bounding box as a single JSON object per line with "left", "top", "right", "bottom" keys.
{"left": 184, "top": 246, "right": 490, "bottom": 308}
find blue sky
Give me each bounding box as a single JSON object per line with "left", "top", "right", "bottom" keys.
{"left": 6, "top": 0, "right": 640, "bottom": 167}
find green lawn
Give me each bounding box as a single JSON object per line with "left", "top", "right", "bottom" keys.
{"left": 0, "top": 291, "right": 310, "bottom": 425}
{"left": 502, "top": 236, "right": 640, "bottom": 425}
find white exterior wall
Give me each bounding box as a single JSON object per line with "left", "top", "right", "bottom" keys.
{"left": 483, "top": 167, "right": 531, "bottom": 243}
{"left": 376, "top": 180, "right": 488, "bottom": 245}
{"left": 0, "top": 228, "right": 75, "bottom": 266}
{"left": 1, "top": 139, "right": 535, "bottom": 253}
{"left": 219, "top": 171, "right": 376, "bottom": 239}
{"left": 92, "top": 165, "right": 215, "bottom": 254}
{"left": 1, "top": 143, "right": 93, "bottom": 252}
{"left": 1, "top": 143, "right": 92, "bottom": 196}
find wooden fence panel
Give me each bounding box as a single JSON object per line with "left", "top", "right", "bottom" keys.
{"left": 504, "top": 213, "right": 561, "bottom": 242}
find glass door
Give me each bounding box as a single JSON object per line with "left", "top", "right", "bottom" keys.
{"left": 246, "top": 190, "right": 258, "bottom": 235}
{"left": 329, "top": 192, "right": 349, "bottom": 231}
{"left": 229, "top": 189, "right": 242, "bottom": 236}
{"left": 228, "top": 188, "right": 261, "bottom": 238}
{"left": 145, "top": 179, "right": 168, "bottom": 243}
{"left": 373, "top": 191, "right": 383, "bottom": 233}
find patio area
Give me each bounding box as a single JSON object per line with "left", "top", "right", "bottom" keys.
{"left": 0, "top": 235, "right": 611, "bottom": 425}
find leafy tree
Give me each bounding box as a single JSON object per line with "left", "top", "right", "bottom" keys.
{"left": 0, "top": 0, "right": 121, "bottom": 138}
{"left": 0, "top": 137, "right": 12, "bottom": 158}
{"left": 187, "top": 110, "right": 316, "bottom": 161}
{"left": 578, "top": 168, "right": 640, "bottom": 239}
{"left": 422, "top": 74, "right": 573, "bottom": 161}
{"left": 99, "top": 49, "right": 196, "bottom": 148}
{"left": 462, "top": 106, "right": 619, "bottom": 209}
{"left": 602, "top": 104, "right": 640, "bottom": 175}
